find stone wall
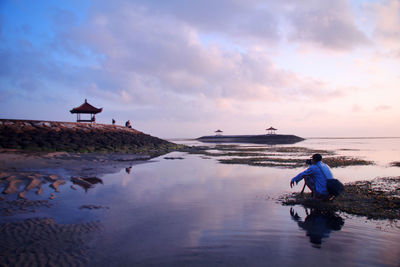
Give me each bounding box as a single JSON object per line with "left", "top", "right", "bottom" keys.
{"left": 0, "top": 119, "right": 180, "bottom": 154}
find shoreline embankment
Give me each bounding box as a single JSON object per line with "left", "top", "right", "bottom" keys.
{"left": 0, "top": 119, "right": 182, "bottom": 155}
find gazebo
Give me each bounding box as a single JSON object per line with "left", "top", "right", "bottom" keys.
{"left": 215, "top": 129, "right": 223, "bottom": 136}
{"left": 70, "top": 99, "right": 102, "bottom": 123}
{"left": 266, "top": 127, "right": 277, "bottom": 135}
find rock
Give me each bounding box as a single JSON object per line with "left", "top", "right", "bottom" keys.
{"left": 25, "top": 178, "right": 42, "bottom": 191}
{"left": 70, "top": 177, "right": 93, "bottom": 191}
{"left": 36, "top": 187, "right": 43, "bottom": 195}
{"left": 2, "top": 179, "right": 23, "bottom": 194}
{"left": 50, "top": 180, "right": 66, "bottom": 192}
{"left": 47, "top": 174, "right": 58, "bottom": 181}
{"left": 5, "top": 175, "right": 16, "bottom": 181}
{"left": 18, "top": 191, "right": 27, "bottom": 199}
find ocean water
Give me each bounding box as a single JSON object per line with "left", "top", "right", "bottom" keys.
{"left": 4, "top": 138, "right": 400, "bottom": 266}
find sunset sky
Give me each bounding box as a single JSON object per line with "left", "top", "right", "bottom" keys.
{"left": 1, "top": 0, "right": 399, "bottom": 138}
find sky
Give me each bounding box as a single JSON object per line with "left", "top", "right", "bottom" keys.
{"left": 0, "top": 0, "right": 399, "bottom": 138}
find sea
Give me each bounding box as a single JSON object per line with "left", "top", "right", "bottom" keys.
{"left": 5, "top": 138, "right": 400, "bottom": 266}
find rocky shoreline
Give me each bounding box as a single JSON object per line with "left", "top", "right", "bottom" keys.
{"left": 280, "top": 177, "right": 400, "bottom": 220}
{"left": 0, "top": 119, "right": 183, "bottom": 155}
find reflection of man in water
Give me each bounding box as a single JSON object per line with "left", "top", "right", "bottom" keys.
{"left": 290, "top": 207, "right": 344, "bottom": 248}
{"left": 125, "top": 166, "right": 132, "bottom": 174}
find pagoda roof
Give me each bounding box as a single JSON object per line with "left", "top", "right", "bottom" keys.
{"left": 215, "top": 129, "right": 223, "bottom": 133}
{"left": 70, "top": 99, "right": 103, "bottom": 114}
{"left": 266, "top": 127, "right": 277, "bottom": 130}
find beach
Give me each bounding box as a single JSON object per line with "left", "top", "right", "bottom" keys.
{"left": 0, "top": 149, "right": 154, "bottom": 266}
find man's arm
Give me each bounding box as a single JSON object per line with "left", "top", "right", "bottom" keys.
{"left": 290, "top": 167, "right": 313, "bottom": 188}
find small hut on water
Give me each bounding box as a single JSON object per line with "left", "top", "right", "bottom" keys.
{"left": 266, "top": 127, "right": 277, "bottom": 135}
{"left": 70, "top": 99, "right": 102, "bottom": 123}
{"left": 215, "top": 129, "right": 223, "bottom": 136}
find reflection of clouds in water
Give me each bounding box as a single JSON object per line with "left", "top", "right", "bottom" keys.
{"left": 290, "top": 207, "right": 344, "bottom": 248}
{"left": 121, "top": 172, "right": 131, "bottom": 187}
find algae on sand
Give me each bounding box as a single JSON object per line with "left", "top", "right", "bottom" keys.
{"left": 185, "top": 145, "right": 374, "bottom": 168}
{"left": 279, "top": 177, "right": 400, "bottom": 220}
{"left": 218, "top": 156, "right": 374, "bottom": 168}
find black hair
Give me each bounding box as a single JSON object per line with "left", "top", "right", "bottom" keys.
{"left": 312, "top": 153, "right": 322, "bottom": 162}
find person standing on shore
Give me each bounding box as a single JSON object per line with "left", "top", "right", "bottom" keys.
{"left": 112, "top": 119, "right": 116, "bottom": 125}
{"left": 125, "top": 120, "right": 132, "bottom": 128}
{"left": 290, "top": 154, "right": 334, "bottom": 200}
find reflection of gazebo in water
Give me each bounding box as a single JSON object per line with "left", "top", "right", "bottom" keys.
{"left": 266, "top": 126, "right": 277, "bottom": 135}
{"left": 215, "top": 129, "right": 223, "bottom": 136}
{"left": 70, "top": 99, "right": 102, "bottom": 123}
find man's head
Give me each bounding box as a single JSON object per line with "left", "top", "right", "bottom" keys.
{"left": 312, "top": 154, "right": 322, "bottom": 163}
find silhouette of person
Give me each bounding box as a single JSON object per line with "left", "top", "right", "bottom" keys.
{"left": 112, "top": 119, "right": 116, "bottom": 125}
{"left": 125, "top": 120, "right": 132, "bottom": 128}
{"left": 290, "top": 207, "right": 344, "bottom": 248}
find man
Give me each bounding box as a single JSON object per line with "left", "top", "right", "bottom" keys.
{"left": 290, "top": 153, "right": 333, "bottom": 199}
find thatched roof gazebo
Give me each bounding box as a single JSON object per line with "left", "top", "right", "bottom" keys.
{"left": 215, "top": 129, "right": 223, "bottom": 136}
{"left": 70, "top": 99, "right": 102, "bottom": 123}
{"left": 266, "top": 126, "right": 277, "bottom": 135}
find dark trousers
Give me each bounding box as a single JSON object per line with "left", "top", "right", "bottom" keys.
{"left": 303, "top": 175, "right": 329, "bottom": 200}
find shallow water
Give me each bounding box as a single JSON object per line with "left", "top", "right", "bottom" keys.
{"left": 2, "top": 138, "right": 400, "bottom": 266}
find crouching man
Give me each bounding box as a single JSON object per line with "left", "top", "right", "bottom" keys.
{"left": 290, "top": 154, "right": 334, "bottom": 200}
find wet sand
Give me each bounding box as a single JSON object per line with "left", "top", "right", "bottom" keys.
{"left": 0, "top": 149, "right": 151, "bottom": 266}
{"left": 0, "top": 217, "right": 100, "bottom": 266}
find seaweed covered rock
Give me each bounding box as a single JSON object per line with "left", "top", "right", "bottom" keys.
{"left": 280, "top": 177, "right": 400, "bottom": 220}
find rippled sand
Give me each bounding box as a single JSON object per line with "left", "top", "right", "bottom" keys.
{"left": 0, "top": 217, "right": 101, "bottom": 266}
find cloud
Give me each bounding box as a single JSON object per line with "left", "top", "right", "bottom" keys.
{"left": 284, "top": 0, "right": 370, "bottom": 50}
{"left": 130, "top": 0, "right": 280, "bottom": 43}
{"left": 375, "top": 105, "right": 391, "bottom": 111}
{"left": 352, "top": 104, "right": 362, "bottom": 112}
{"left": 132, "top": 0, "right": 370, "bottom": 51}
{"left": 369, "top": 0, "right": 400, "bottom": 50}
{"left": 53, "top": 1, "right": 341, "bottom": 104}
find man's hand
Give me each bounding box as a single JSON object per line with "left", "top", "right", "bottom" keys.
{"left": 290, "top": 179, "right": 295, "bottom": 188}
{"left": 290, "top": 207, "right": 301, "bottom": 220}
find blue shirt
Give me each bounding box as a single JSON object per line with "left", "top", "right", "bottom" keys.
{"left": 291, "top": 161, "right": 333, "bottom": 195}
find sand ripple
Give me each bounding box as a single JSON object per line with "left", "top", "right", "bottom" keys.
{"left": 0, "top": 217, "right": 101, "bottom": 266}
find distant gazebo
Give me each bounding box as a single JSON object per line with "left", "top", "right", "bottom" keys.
{"left": 215, "top": 129, "right": 223, "bottom": 136}
{"left": 70, "top": 99, "right": 103, "bottom": 123}
{"left": 266, "top": 126, "right": 277, "bottom": 135}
